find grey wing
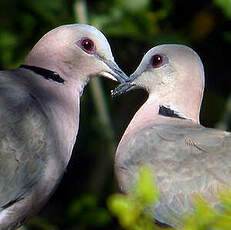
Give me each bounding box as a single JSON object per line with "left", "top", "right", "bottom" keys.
{"left": 115, "top": 121, "right": 231, "bottom": 227}
{"left": 0, "top": 71, "right": 56, "bottom": 209}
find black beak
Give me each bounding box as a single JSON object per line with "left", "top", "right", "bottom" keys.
{"left": 103, "top": 60, "right": 129, "bottom": 83}
{"left": 111, "top": 73, "right": 139, "bottom": 97}
{"left": 111, "top": 82, "right": 135, "bottom": 97}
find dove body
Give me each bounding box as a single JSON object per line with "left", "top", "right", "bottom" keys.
{"left": 114, "top": 45, "right": 231, "bottom": 227}
{"left": 0, "top": 24, "right": 127, "bottom": 229}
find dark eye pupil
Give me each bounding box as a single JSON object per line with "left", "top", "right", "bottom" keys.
{"left": 152, "top": 55, "right": 163, "bottom": 67}
{"left": 82, "top": 39, "right": 94, "bottom": 51}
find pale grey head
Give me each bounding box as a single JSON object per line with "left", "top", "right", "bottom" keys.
{"left": 113, "top": 44, "right": 205, "bottom": 122}
{"left": 24, "top": 24, "right": 128, "bottom": 84}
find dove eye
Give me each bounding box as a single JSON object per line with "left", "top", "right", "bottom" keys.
{"left": 151, "top": 54, "right": 168, "bottom": 68}
{"left": 77, "top": 38, "right": 96, "bottom": 54}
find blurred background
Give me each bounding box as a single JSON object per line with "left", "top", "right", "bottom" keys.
{"left": 1, "top": 0, "right": 231, "bottom": 229}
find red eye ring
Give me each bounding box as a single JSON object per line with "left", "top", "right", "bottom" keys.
{"left": 77, "top": 38, "right": 96, "bottom": 54}
{"left": 151, "top": 54, "right": 168, "bottom": 68}
{"left": 152, "top": 54, "right": 163, "bottom": 68}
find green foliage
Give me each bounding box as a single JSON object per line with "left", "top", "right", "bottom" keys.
{"left": 0, "top": 30, "right": 20, "bottom": 68}
{"left": 134, "top": 165, "right": 159, "bottom": 205}
{"left": 223, "top": 32, "right": 231, "bottom": 42}
{"left": 24, "top": 0, "right": 65, "bottom": 24}
{"left": 25, "top": 217, "right": 58, "bottom": 230}
{"left": 108, "top": 166, "right": 231, "bottom": 230}
{"left": 67, "top": 194, "right": 112, "bottom": 227}
{"left": 116, "top": 0, "right": 150, "bottom": 13}
{"left": 214, "top": 0, "right": 231, "bottom": 18}
{"left": 181, "top": 190, "right": 231, "bottom": 230}
{"left": 0, "top": 0, "right": 72, "bottom": 69}
{"left": 182, "top": 197, "right": 218, "bottom": 230}
{"left": 108, "top": 165, "right": 159, "bottom": 230}
{"left": 90, "top": 0, "right": 175, "bottom": 43}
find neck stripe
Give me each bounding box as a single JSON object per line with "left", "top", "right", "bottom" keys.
{"left": 20, "top": 65, "right": 65, "bottom": 84}
{"left": 158, "top": 105, "right": 186, "bottom": 119}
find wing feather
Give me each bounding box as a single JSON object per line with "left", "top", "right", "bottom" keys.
{"left": 116, "top": 120, "right": 231, "bottom": 226}
{"left": 0, "top": 70, "right": 56, "bottom": 209}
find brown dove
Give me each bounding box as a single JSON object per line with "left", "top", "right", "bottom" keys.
{"left": 112, "top": 44, "right": 231, "bottom": 227}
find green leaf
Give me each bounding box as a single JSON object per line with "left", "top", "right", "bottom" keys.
{"left": 107, "top": 165, "right": 159, "bottom": 230}
{"left": 116, "top": 0, "right": 150, "bottom": 13}
{"left": 134, "top": 165, "right": 159, "bottom": 205}
{"left": 108, "top": 194, "right": 140, "bottom": 228}
{"left": 67, "top": 194, "right": 111, "bottom": 227}
{"left": 214, "top": 0, "right": 231, "bottom": 18}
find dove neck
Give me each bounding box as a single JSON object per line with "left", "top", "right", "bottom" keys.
{"left": 20, "top": 65, "right": 65, "bottom": 84}
{"left": 120, "top": 93, "right": 200, "bottom": 143}
{"left": 15, "top": 67, "right": 82, "bottom": 169}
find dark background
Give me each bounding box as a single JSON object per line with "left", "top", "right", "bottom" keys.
{"left": 0, "top": 0, "right": 231, "bottom": 229}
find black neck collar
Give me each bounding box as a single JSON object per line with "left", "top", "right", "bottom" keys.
{"left": 20, "top": 65, "right": 65, "bottom": 84}
{"left": 158, "top": 105, "right": 186, "bottom": 120}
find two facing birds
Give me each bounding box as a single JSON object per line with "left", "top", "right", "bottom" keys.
{"left": 0, "top": 24, "right": 229, "bottom": 229}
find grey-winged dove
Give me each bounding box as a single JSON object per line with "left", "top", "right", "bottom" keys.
{"left": 0, "top": 24, "right": 128, "bottom": 229}
{"left": 112, "top": 44, "right": 231, "bottom": 227}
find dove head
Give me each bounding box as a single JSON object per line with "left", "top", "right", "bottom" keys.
{"left": 24, "top": 24, "right": 128, "bottom": 84}
{"left": 114, "top": 44, "right": 205, "bottom": 123}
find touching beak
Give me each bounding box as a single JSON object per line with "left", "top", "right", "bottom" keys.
{"left": 100, "top": 60, "right": 129, "bottom": 83}
{"left": 111, "top": 73, "right": 138, "bottom": 97}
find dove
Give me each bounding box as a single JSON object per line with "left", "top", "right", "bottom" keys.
{"left": 0, "top": 24, "right": 128, "bottom": 229}
{"left": 113, "top": 44, "right": 231, "bottom": 227}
